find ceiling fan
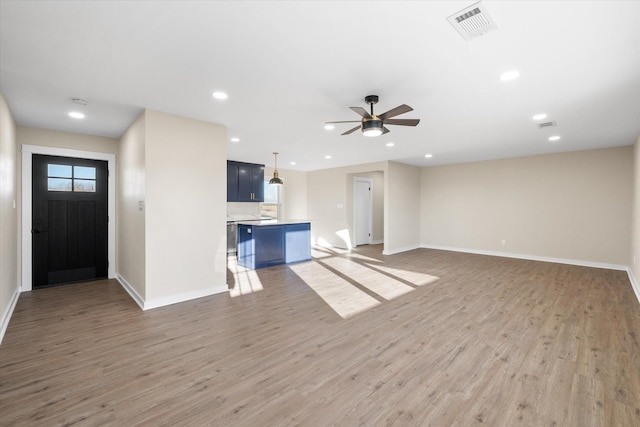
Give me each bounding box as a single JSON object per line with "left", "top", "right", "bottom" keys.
{"left": 326, "top": 95, "right": 420, "bottom": 137}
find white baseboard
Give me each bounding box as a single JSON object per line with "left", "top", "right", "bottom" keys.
{"left": 382, "top": 244, "right": 421, "bottom": 256}
{"left": 419, "top": 244, "right": 628, "bottom": 271}
{"left": 0, "top": 285, "right": 21, "bottom": 345}
{"left": 628, "top": 268, "right": 640, "bottom": 305}
{"left": 143, "top": 285, "right": 228, "bottom": 310}
{"left": 371, "top": 239, "right": 384, "bottom": 245}
{"left": 116, "top": 273, "right": 228, "bottom": 310}
{"left": 116, "top": 273, "right": 145, "bottom": 310}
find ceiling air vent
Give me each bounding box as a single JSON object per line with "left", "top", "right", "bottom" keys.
{"left": 447, "top": 1, "right": 497, "bottom": 41}
{"left": 537, "top": 121, "right": 557, "bottom": 129}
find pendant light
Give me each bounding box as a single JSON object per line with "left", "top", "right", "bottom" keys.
{"left": 269, "top": 152, "right": 283, "bottom": 185}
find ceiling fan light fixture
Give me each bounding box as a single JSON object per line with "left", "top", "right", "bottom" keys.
{"left": 362, "top": 119, "right": 383, "bottom": 137}
{"left": 269, "top": 152, "right": 283, "bottom": 185}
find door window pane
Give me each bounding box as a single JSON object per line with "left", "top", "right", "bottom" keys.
{"left": 48, "top": 164, "right": 72, "bottom": 178}
{"left": 48, "top": 178, "right": 73, "bottom": 192}
{"left": 47, "top": 164, "right": 96, "bottom": 192}
{"left": 74, "top": 179, "right": 96, "bottom": 192}
{"left": 74, "top": 166, "right": 96, "bottom": 179}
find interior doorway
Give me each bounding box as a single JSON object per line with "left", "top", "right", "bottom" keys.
{"left": 31, "top": 154, "right": 108, "bottom": 288}
{"left": 353, "top": 177, "right": 372, "bottom": 247}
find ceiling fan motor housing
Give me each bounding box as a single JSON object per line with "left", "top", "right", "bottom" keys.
{"left": 362, "top": 118, "right": 383, "bottom": 136}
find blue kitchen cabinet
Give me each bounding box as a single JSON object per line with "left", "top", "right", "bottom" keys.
{"left": 227, "top": 162, "right": 239, "bottom": 201}
{"left": 237, "top": 222, "right": 311, "bottom": 269}
{"left": 285, "top": 223, "right": 311, "bottom": 263}
{"left": 227, "top": 160, "right": 264, "bottom": 202}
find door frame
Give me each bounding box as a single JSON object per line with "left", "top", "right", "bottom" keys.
{"left": 21, "top": 145, "right": 116, "bottom": 291}
{"left": 353, "top": 177, "right": 373, "bottom": 247}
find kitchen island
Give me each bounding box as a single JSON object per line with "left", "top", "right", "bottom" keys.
{"left": 236, "top": 220, "right": 311, "bottom": 269}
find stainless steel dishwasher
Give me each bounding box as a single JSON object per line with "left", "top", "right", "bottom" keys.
{"left": 227, "top": 221, "right": 237, "bottom": 254}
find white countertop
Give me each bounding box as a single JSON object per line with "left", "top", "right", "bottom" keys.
{"left": 235, "top": 219, "right": 311, "bottom": 226}
{"left": 227, "top": 215, "right": 270, "bottom": 222}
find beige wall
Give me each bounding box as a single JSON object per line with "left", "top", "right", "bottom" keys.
{"left": 420, "top": 147, "right": 633, "bottom": 266}
{"left": 631, "top": 134, "right": 640, "bottom": 286}
{"left": 117, "top": 112, "right": 146, "bottom": 299}
{"left": 0, "top": 93, "right": 18, "bottom": 340}
{"left": 385, "top": 161, "right": 421, "bottom": 254}
{"left": 17, "top": 125, "right": 119, "bottom": 155}
{"left": 264, "top": 166, "right": 308, "bottom": 220}
{"left": 306, "top": 161, "right": 420, "bottom": 254}
{"left": 307, "top": 162, "right": 386, "bottom": 249}
{"left": 144, "top": 109, "right": 227, "bottom": 303}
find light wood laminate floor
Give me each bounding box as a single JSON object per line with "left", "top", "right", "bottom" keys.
{"left": 1, "top": 245, "right": 639, "bottom": 426}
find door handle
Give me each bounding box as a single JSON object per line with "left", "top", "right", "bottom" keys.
{"left": 32, "top": 228, "right": 48, "bottom": 234}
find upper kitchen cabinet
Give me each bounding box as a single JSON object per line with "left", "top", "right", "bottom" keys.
{"left": 227, "top": 160, "right": 264, "bottom": 202}
{"left": 227, "top": 161, "right": 239, "bottom": 201}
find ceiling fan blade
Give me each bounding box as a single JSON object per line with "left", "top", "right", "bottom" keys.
{"left": 382, "top": 126, "right": 390, "bottom": 135}
{"left": 325, "top": 120, "right": 362, "bottom": 124}
{"left": 383, "top": 118, "right": 420, "bottom": 126}
{"left": 379, "top": 104, "right": 413, "bottom": 120}
{"left": 342, "top": 125, "right": 361, "bottom": 135}
{"left": 350, "top": 106, "right": 372, "bottom": 119}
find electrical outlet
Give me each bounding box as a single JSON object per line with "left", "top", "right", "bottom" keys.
{"left": 501, "top": 239, "right": 506, "bottom": 246}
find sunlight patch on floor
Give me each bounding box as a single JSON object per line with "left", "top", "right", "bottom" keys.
{"left": 311, "top": 247, "right": 334, "bottom": 259}
{"left": 363, "top": 263, "right": 440, "bottom": 286}
{"left": 322, "top": 256, "right": 415, "bottom": 300}
{"left": 288, "top": 262, "right": 380, "bottom": 319}
{"left": 229, "top": 267, "right": 264, "bottom": 297}
{"left": 345, "top": 252, "right": 383, "bottom": 263}
{"left": 228, "top": 245, "right": 441, "bottom": 317}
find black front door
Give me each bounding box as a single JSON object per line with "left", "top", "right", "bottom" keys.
{"left": 32, "top": 154, "right": 108, "bottom": 288}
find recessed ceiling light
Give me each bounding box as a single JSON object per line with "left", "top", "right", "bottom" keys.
{"left": 324, "top": 124, "right": 335, "bottom": 130}
{"left": 212, "top": 91, "right": 228, "bottom": 100}
{"left": 230, "top": 137, "right": 240, "bottom": 143}
{"left": 500, "top": 70, "right": 520, "bottom": 81}
{"left": 386, "top": 142, "right": 395, "bottom": 147}
{"left": 548, "top": 136, "right": 561, "bottom": 142}
{"left": 68, "top": 111, "right": 85, "bottom": 119}
{"left": 325, "top": 155, "right": 332, "bottom": 159}
{"left": 289, "top": 162, "right": 296, "bottom": 165}
{"left": 532, "top": 113, "right": 547, "bottom": 121}
{"left": 424, "top": 154, "right": 433, "bottom": 158}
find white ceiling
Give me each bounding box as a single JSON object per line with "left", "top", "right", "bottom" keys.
{"left": 1, "top": 1, "right": 639, "bottom": 171}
